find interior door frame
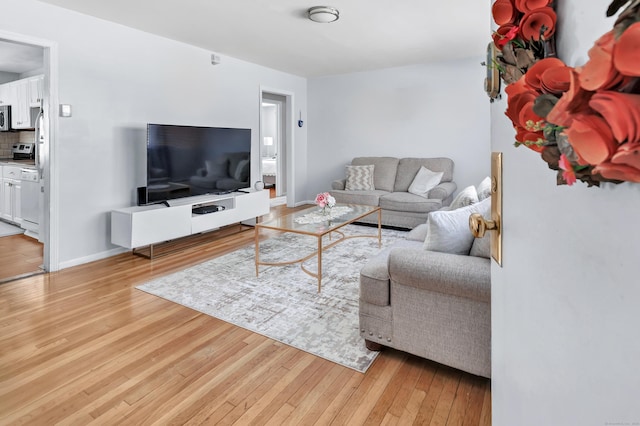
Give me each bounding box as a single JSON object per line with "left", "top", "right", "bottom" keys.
{"left": 259, "top": 87, "right": 295, "bottom": 207}
{"left": 0, "top": 30, "right": 59, "bottom": 272}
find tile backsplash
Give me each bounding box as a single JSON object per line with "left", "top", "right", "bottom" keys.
{"left": 0, "top": 131, "right": 35, "bottom": 158}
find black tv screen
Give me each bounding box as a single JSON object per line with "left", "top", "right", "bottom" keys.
{"left": 146, "top": 124, "right": 251, "bottom": 203}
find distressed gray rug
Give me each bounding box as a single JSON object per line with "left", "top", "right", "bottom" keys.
{"left": 137, "top": 225, "right": 407, "bottom": 372}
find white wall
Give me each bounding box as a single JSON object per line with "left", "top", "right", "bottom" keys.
{"left": 307, "top": 59, "right": 491, "bottom": 200}
{"left": 0, "top": 0, "right": 307, "bottom": 268}
{"left": 491, "top": 1, "right": 640, "bottom": 424}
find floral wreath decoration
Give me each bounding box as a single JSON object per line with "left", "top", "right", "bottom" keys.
{"left": 490, "top": 0, "right": 640, "bottom": 186}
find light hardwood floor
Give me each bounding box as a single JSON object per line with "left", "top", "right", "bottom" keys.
{"left": 0, "top": 233, "right": 44, "bottom": 282}
{"left": 0, "top": 206, "right": 491, "bottom": 425}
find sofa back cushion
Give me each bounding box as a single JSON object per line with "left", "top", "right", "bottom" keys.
{"left": 351, "top": 157, "right": 399, "bottom": 192}
{"left": 394, "top": 158, "right": 454, "bottom": 192}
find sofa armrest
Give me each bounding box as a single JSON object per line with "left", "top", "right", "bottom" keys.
{"left": 428, "top": 181, "right": 457, "bottom": 201}
{"left": 332, "top": 179, "right": 346, "bottom": 190}
{"left": 388, "top": 248, "right": 490, "bottom": 303}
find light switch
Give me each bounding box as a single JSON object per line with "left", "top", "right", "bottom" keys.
{"left": 59, "top": 104, "right": 72, "bottom": 117}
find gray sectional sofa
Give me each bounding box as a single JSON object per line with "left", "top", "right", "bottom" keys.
{"left": 330, "top": 157, "right": 457, "bottom": 229}
{"left": 358, "top": 195, "right": 492, "bottom": 378}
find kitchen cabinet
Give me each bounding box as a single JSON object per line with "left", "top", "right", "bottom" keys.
{"left": 28, "top": 75, "right": 44, "bottom": 107}
{"left": 0, "top": 74, "right": 43, "bottom": 129}
{"left": 1, "top": 165, "right": 22, "bottom": 225}
{"left": 0, "top": 84, "right": 16, "bottom": 106}
{"left": 11, "top": 79, "right": 31, "bottom": 129}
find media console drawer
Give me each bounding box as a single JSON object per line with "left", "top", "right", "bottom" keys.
{"left": 111, "top": 204, "right": 191, "bottom": 249}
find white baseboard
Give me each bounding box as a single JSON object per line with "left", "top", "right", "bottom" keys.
{"left": 58, "top": 247, "right": 129, "bottom": 270}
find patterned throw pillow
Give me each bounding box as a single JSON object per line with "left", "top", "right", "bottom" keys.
{"left": 345, "top": 164, "right": 375, "bottom": 191}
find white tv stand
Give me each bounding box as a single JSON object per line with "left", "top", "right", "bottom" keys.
{"left": 111, "top": 189, "right": 270, "bottom": 257}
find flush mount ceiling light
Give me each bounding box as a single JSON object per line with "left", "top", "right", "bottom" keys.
{"left": 308, "top": 6, "right": 340, "bottom": 23}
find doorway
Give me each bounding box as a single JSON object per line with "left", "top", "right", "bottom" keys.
{"left": 260, "top": 89, "right": 294, "bottom": 207}
{"left": 0, "top": 35, "right": 53, "bottom": 282}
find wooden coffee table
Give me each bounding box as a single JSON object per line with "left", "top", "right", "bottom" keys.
{"left": 254, "top": 204, "right": 381, "bottom": 292}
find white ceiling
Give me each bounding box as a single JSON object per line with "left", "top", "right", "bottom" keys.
{"left": 0, "top": 40, "right": 43, "bottom": 74}
{"left": 33, "top": 0, "right": 490, "bottom": 77}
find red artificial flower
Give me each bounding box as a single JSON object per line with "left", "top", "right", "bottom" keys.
{"left": 515, "top": 128, "right": 546, "bottom": 152}
{"left": 540, "top": 65, "right": 573, "bottom": 95}
{"left": 565, "top": 113, "right": 617, "bottom": 166}
{"left": 514, "top": 0, "right": 551, "bottom": 14}
{"left": 492, "top": 0, "right": 519, "bottom": 25}
{"left": 589, "top": 91, "right": 640, "bottom": 144}
{"left": 593, "top": 161, "right": 640, "bottom": 183}
{"left": 524, "top": 57, "right": 566, "bottom": 91}
{"left": 558, "top": 154, "right": 577, "bottom": 185}
{"left": 613, "top": 22, "right": 640, "bottom": 77}
{"left": 493, "top": 24, "right": 520, "bottom": 49}
{"left": 579, "top": 30, "right": 624, "bottom": 91}
{"left": 505, "top": 91, "right": 537, "bottom": 127}
{"left": 611, "top": 142, "right": 640, "bottom": 171}
{"left": 547, "top": 69, "right": 595, "bottom": 128}
{"left": 519, "top": 7, "right": 556, "bottom": 42}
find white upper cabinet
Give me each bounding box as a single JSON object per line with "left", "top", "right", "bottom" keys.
{"left": 0, "top": 74, "right": 43, "bottom": 129}
{"left": 11, "top": 79, "right": 30, "bottom": 129}
{"left": 28, "top": 75, "right": 43, "bottom": 107}
{"left": 0, "top": 83, "right": 16, "bottom": 106}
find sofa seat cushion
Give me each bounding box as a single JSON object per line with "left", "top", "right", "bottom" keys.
{"left": 389, "top": 248, "right": 491, "bottom": 303}
{"left": 330, "top": 189, "right": 389, "bottom": 207}
{"left": 379, "top": 192, "right": 442, "bottom": 213}
{"left": 360, "top": 240, "right": 422, "bottom": 306}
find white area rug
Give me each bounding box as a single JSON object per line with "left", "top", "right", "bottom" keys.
{"left": 0, "top": 221, "right": 24, "bottom": 237}
{"left": 137, "top": 225, "right": 407, "bottom": 373}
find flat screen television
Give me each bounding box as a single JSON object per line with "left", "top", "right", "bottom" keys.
{"left": 146, "top": 123, "right": 251, "bottom": 203}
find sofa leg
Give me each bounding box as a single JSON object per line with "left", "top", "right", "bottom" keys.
{"left": 365, "top": 339, "right": 384, "bottom": 351}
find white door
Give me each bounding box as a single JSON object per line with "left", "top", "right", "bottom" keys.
{"left": 490, "top": 1, "right": 640, "bottom": 424}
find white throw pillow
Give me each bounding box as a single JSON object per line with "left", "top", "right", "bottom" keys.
{"left": 476, "top": 176, "right": 492, "bottom": 201}
{"left": 407, "top": 166, "right": 443, "bottom": 198}
{"left": 345, "top": 164, "right": 375, "bottom": 190}
{"left": 449, "top": 185, "right": 479, "bottom": 210}
{"left": 423, "top": 197, "right": 491, "bottom": 255}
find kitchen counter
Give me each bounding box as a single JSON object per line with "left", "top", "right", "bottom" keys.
{"left": 0, "top": 158, "right": 36, "bottom": 167}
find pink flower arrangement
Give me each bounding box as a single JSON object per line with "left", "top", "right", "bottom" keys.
{"left": 315, "top": 192, "right": 336, "bottom": 208}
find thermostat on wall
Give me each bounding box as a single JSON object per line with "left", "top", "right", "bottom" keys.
{"left": 59, "top": 104, "right": 72, "bottom": 117}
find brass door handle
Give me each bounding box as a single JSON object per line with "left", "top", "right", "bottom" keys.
{"left": 469, "top": 152, "right": 503, "bottom": 266}
{"left": 469, "top": 213, "right": 499, "bottom": 238}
